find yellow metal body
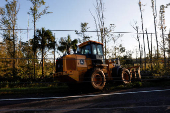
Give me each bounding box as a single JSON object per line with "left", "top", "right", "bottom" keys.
{"left": 53, "top": 54, "right": 116, "bottom": 83}
{"left": 54, "top": 54, "right": 93, "bottom": 83}
{"left": 53, "top": 40, "right": 140, "bottom": 84}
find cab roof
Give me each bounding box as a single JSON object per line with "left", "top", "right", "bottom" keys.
{"left": 78, "top": 40, "right": 103, "bottom": 48}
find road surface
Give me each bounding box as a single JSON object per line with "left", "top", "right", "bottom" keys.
{"left": 0, "top": 87, "right": 170, "bottom": 113}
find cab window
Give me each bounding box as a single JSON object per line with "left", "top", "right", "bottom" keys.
{"left": 81, "top": 45, "right": 91, "bottom": 54}
{"left": 92, "top": 44, "right": 97, "bottom": 55}
{"left": 97, "top": 44, "right": 103, "bottom": 55}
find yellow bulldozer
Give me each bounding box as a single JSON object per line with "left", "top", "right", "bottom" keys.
{"left": 53, "top": 40, "right": 141, "bottom": 90}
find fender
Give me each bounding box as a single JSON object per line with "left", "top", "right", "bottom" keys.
{"left": 112, "top": 66, "right": 122, "bottom": 77}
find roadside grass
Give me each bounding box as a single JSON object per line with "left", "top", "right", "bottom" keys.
{"left": 105, "top": 79, "right": 170, "bottom": 91}
{"left": 1, "top": 79, "right": 170, "bottom": 96}
{"left": 0, "top": 83, "right": 68, "bottom": 97}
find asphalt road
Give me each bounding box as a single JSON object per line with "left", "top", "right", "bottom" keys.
{"left": 0, "top": 87, "right": 170, "bottom": 113}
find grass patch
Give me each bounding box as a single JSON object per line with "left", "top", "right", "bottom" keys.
{"left": 105, "top": 81, "right": 143, "bottom": 91}
{"left": 0, "top": 85, "right": 68, "bottom": 96}
{"left": 105, "top": 80, "right": 170, "bottom": 91}
{"left": 1, "top": 80, "right": 170, "bottom": 96}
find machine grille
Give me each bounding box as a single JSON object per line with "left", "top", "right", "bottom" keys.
{"left": 66, "top": 58, "right": 76, "bottom": 70}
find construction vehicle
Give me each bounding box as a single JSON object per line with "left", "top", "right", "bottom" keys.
{"left": 53, "top": 40, "right": 141, "bottom": 90}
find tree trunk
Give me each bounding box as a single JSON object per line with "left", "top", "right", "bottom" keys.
{"left": 139, "top": 0, "right": 146, "bottom": 70}
{"left": 33, "top": 15, "right": 36, "bottom": 79}
{"left": 151, "top": 33, "right": 153, "bottom": 71}
{"left": 136, "top": 27, "right": 142, "bottom": 68}
{"left": 146, "top": 29, "right": 150, "bottom": 57}
{"left": 13, "top": 26, "right": 15, "bottom": 77}
{"left": 54, "top": 35, "right": 55, "bottom": 73}
{"left": 42, "top": 47, "right": 44, "bottom": 78}
{"left": 151, "top": 1, "right": 159, "bottom": 67}
{"left": 160, "top": 12, "right": 166, "bottom": 68}
{"left": 146, "top": 29, "right": 151, "bottom": 69}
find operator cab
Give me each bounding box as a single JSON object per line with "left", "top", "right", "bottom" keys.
{"left": 78, "top": 40, "right": 104, "bottom": 64}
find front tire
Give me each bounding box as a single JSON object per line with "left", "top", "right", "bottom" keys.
{"left": 90, "top": 68, "right": 106, "bottom": 90}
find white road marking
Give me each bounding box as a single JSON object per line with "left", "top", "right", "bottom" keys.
{"left": 0, "top": 89, "right": 170, "bottom": 101}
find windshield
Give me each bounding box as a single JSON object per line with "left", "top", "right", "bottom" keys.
{"left": 97, "top": 44, "right": 103, "bottom": 55}
{"left": 81, "top": 45, "right": 91, "bottom": 54}
{"left": 92, "top": 44, "right": 103, "bottom": 55}
{"left": 92, "top": 44, "right": 97, "bottom": 54}
{"left": 81, "top": 44, "right": 103, "bottom": 55}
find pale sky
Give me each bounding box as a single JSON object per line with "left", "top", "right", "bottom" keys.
{"left": 0, "top": 0, "right": 170, "bottom": 58}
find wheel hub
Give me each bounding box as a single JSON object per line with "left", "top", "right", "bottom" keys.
{"left": 123, "top": 72, "right": 130, "bottom": 83}
{"left": 93, "top": 74, "right": 102, "bottom": 86}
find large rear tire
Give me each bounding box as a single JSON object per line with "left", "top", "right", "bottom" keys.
{"left": 90, "top": 68, "right": 106, "bottom": 90}
{"left": 120, "top": 68, "right": 131, "bottom": 84}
